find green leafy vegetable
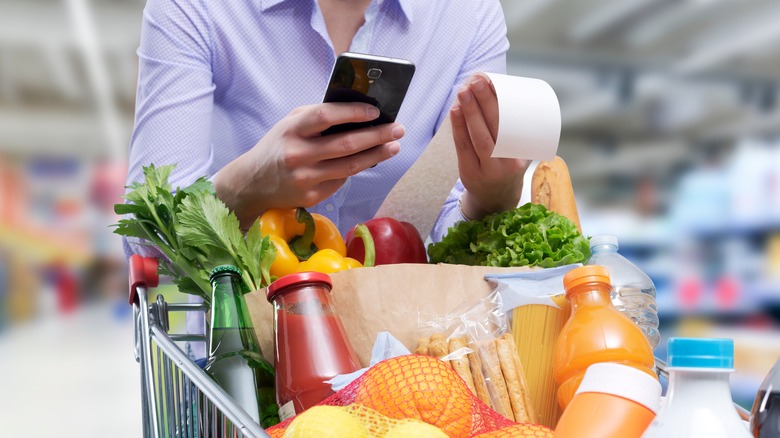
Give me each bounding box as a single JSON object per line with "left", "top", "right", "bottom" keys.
{"left": 427, "top": 203, "right": 590, "bottom": 268}
{"left": 114, "top": 164, "right": 275, "bottom": 301}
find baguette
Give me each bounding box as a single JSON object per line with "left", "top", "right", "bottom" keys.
{"left": 531, "top": 156, "right": 581, "bottom": 232}
{"left": 448, "top": 337, "right": 477, "bottom": 395}
{"left": 428, "top": 334, "right": 450, "bottom": 364}
{"left": 496, "top": 334, "right": 538, "bottom": 424}
{"left": 485, "top": 340, "right": 514, "bottom": 421}
{"left": 414, "top": 337, "right": 430, "bottom": 355}
{"left": 467, "top": 341, "right": 493, "bottom": 407}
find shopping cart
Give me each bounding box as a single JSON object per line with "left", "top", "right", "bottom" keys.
{"left": 128, "top": 254, "right": 752, "bottom": 437}
{"left": 129, "top": 255, "right": 271, "bottom": 438}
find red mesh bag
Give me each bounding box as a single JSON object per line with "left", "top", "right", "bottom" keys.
{"left": 266, "top": 355, "right": 552, "bottom": 437}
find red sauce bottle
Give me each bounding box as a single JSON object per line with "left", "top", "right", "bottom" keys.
{"left": 266, "top": 271, "right": 361, "bottom": 421}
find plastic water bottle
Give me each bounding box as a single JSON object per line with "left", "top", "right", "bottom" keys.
{"left": 642, "top": 337, "right": 751, "bottom": 438}
{"left": 587, "top": 234, "right": 660, "bottom": 349}
{"left": 751, "top": 356, "right": 780, "bottom": 437}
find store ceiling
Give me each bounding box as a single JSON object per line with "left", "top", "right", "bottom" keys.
{"left": 503, "top": 0, "right": 780, "bottom": 79}
{"left": 499, "top": 0, "right": 780, "bottom": 183}
{"left": 1, "top": 0, "right": 779, "bottom": 182}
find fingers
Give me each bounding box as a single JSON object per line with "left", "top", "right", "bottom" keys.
{"left": 450, "top": 104, "right": 479, "bottom": 176}
{"left": 457, "top": 75, "right": 499, "bottom": 161}
{"left": 316, "top": 141, "right": 401, "bottom": 181}
{"left": 316, "top": 123, "right": 405, "bottom": 160}
{"left": 293, "top": 102, "right": 381, "bottom": 137}
{"left": 296, "top": 178, "right": 348, "bottom": 208}
{"left": 470, "top": 74, "right": 500, "bottom": 141}
{"left": 286, "top": 139, "right": 400, "bottom": 199}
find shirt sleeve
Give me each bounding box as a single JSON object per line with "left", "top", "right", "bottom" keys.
{"left": 429, "top": 0, "right": 509, "bottom": 243}
{"left": 124, "top": 0, "right": 215, "bottom": 257}
{"left": 128, "top": 0, "right": 216, "bottom": 190}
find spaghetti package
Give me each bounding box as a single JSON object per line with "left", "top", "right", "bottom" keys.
{"left": 485, "top": 265, "right": 578, "bottom": 429}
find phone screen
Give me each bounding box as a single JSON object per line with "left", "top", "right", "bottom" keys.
{"left": 321, "top": 53, "right": 415, "bottom": 136}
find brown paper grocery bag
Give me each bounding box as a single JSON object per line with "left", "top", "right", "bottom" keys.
{"left": 246, "top": 263, "right": 531, "bottom": 367}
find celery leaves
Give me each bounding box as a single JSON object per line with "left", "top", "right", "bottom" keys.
{"left": 114, "top": 164, "right": 275, "bottom": 301}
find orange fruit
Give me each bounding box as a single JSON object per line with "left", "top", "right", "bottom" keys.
{"left": 266, "top": 427, "right": 286, "bottom": 438}
{"left": 353, "top": 355, "right": 474, "bottom": 438}
{"left": 472, "top": 423, "right": 554, "bottom": 437}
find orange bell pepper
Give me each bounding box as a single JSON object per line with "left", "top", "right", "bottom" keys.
{"left": 260, "top": 208, "right": 374, "bottom": 278}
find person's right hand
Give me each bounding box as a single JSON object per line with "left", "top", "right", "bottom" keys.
{"left": 214, "top": 102, "right": 405, "bottom": 228}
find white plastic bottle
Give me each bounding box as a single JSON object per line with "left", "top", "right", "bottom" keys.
{"left": 587, "top": 234, "right": 660, "bottom": 349}
{"left": 642, "top": 337, "right": 751, "bottom": 438}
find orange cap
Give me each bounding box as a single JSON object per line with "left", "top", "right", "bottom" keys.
{"left": 563, "top": 265, "right": 611, "bottom": 296}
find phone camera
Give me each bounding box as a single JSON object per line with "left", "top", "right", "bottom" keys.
{"left": 367, "top": 68, "right": 382, "bottom": 79}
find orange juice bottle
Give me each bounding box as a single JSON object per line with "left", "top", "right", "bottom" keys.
{"left": 555, "top": 362, "right": 661, "bottom": 438}
{"left": 552, "top": 265, "right": 656, "bottom": 410}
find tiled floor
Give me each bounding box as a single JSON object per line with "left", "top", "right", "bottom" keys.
{"left": 0, "top": 301, "right": 142, "bottom": 437}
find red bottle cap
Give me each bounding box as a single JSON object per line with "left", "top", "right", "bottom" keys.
{"left": 266, "top": 271, "right": 333, "bottom": 302}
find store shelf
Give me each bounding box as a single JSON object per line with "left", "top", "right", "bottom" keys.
{"left": 686, "top": 220, "right": 780, "bottom": 240}
{"left": 656, "top": 279, "right": 780, "bottom": 319}
{"left": 0, "top": 222, "right": 92, "bottom": 266}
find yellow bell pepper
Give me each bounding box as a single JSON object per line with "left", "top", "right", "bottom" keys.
{"left": 260, "top": 207, "right": 375, "bottom": 278}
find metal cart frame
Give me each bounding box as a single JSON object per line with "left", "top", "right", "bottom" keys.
{"left": 129, "top": 255, "right": 270, "bottom": 438}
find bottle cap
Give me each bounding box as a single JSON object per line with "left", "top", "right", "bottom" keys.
{"left": 267, "top": 271, "right": 333, "bottom": 303}
{"left": 667, "top": 337, "right": 734, "bottom": 369}
{"left": 589, "top": 234, "right": 619, "bottom": 249}
{"left": 563, "top": 265, "right": 611, "bottom": 296}
{"left": 575, "top": 362, "right": 662, "bottom": 413}
{"left": 209, "top": 264, "right": 242, "bottom": 281}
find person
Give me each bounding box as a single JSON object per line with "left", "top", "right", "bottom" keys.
{"left": 126, "top": 0, "right": 531, "bottom": 359}
{"left": 126, "top": 0, "right": 530, "bottom": 245}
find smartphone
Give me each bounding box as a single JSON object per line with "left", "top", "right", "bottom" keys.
{"left": 321, "top": 52, "right": 415, "bottom": 136}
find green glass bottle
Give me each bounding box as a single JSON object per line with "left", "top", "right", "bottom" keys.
{"left": 204, "top": 265, "right": 277, "bottom": 428}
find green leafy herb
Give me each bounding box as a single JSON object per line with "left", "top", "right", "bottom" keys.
{"left": 114, "top": 164, "right": 275, "bottom": 301}
{"left": 427, "top": 203, "right": 590, "bottom": 268}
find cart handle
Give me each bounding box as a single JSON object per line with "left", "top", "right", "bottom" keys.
{"left": 129, "top": 255, "right": 159, "bottom": 304}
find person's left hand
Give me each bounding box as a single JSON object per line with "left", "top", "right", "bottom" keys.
{"left": 450, "top": 73, "right": 531, "bottom": 220}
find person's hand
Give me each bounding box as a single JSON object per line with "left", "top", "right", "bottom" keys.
{"left": 214, "top": 102, "right": 405, "bottom": 227}
{"left": 450, "top": 73, "right": 531, "bottom": 220}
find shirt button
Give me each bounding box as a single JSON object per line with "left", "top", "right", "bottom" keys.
{"left": 325, "top": 204, "right": 335, "bottom": 212}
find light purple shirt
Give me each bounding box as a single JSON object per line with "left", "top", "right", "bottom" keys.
{"left": 127, "top": 0, "right": 509, "bottom": 244}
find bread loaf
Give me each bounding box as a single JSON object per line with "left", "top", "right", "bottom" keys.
{"left": 531, "top": 156, "right": 581, "bottom": 232}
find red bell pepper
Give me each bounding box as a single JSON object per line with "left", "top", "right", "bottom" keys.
{"left": 345, "top": 218, "right": 428, "bottom": 265}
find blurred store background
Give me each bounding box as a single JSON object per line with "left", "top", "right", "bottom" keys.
{"left": 1, "top": 0, "right": 779, "bottom": 436}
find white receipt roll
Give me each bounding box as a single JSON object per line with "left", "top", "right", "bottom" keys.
{"left": 486, "top": 73, "right": 561, "bottom": 161}
{"left": 376, "top": 73, "right": 562, "bottom": 238}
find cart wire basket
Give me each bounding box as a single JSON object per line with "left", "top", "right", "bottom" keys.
{"left": 129, "top": 255, "right": 271, "bottom": 438}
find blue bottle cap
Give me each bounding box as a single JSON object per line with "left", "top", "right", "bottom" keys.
{"left": 667, "top": 337, "right": 734, "bottom": 369}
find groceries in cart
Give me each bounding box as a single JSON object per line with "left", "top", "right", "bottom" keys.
{"left": 555, "top": 362, "right": 661, "bottom": 438}
{"left": 644, "top": 337, "right": 751, "bottom": 438}
{"left": 116, "top": 164, "right": 277, "bottom": 303}
{"left": 119, "top": 161, "right": 753, "bottom": 437}
{"left": 205, "top": 265, "right": 277, "bottom": 428}
{"left": 751, "top": 356, "right": 780, "bottom": 438}
{"left": 552, "top": 265, "right": 657, "bottom": 409}
{"left": 266, "top": 271, "right": 361, "bottom": 420}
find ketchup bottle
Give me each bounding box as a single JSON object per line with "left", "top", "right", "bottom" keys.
{"left": 266, "top": 272, "right": 360, "bottom": 421}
